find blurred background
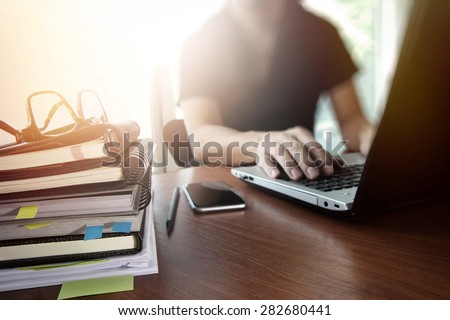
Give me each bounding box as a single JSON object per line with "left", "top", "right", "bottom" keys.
{"left": 0, "top": 0, "right": 414, "bottom": 150}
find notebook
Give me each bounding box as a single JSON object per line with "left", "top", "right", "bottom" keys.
{"left": 0, "top": 183, "right": 143, "bottom": 222}
{"left": 0, "top": 208, "right": 147, "bottom": 269}
{"left": 0, "top": 201, "right": 158, "bottom": 292}
{"left": 232, "top": 1, "right": 450, "bottom": 218}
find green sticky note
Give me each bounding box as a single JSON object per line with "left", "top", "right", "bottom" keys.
{"left": 15, "top": 206, "right": 39, "bottom": 219}
{"left": 57, "top": 275, "right": 134, "bottom": 300}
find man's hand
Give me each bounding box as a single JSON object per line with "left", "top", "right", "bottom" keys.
{"left": 256, "top": 126, "right": 336, "bottom": 180}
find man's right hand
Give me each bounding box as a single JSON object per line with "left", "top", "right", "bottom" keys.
{"left": 256, "top": 126, "right": 337, "bottom": 181}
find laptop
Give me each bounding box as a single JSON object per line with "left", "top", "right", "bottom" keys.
{"left": 232, "top": 1, "right": 450, "bottom": 218}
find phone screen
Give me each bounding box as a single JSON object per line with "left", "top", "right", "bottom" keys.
{"left": 183, "top": 181, "right": 246, "bottom": 212}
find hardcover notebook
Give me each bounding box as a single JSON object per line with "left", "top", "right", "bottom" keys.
{"left": 0, "top": 183, "right": 142, "bottom": 222}
{"left": 0, "top": 208, "right": 146, "bottom": 269}
{"left": 232, "top": 1, "right": 450, "bottom": 218}
{"left": 0, "top": 201, "right": 158, "bottom": 292}
{"left": 0, "top": 132, "right": 152, "bottom": 195}
{"left": 0, "top": 137, "right": 121, "bottom": 194}
{"left": 0, "top": 138, "right": 108, "bottom": 177}
{"left": 0, "top": 138, "right": 152, "bottom": 217}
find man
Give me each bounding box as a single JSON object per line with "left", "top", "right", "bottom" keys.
{"left": 179, "top": 0, "right": 374, "bottom": 180}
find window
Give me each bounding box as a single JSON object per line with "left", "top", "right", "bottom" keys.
{"left": 303, "top": 0, "right": 415, "bottom": 147}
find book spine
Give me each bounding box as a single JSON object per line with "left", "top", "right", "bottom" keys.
{"left": 0, "top": 231, "right": 136, "bottom": 247}
{"left": 0, "top": 247, "right": 141, "bottom": 269}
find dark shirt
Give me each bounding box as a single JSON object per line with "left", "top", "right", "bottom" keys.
{"left": 179, "top": 3, "right": 357, "bottom": 132}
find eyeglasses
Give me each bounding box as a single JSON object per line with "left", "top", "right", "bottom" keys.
{"left": 0, "top": 90, "right": 108, "bottom": 148}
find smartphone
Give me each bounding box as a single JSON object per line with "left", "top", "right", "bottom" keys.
{"left": 182, "top": 181, "right": 246, "bottom": 213}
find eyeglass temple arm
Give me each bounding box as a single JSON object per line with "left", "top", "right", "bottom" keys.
{"left": 0, "top": 120, "right": 23, "bottom": 143}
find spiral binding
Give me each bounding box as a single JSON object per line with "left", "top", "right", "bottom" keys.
{"left": 123, "top": 139, "right": 152, "bottom": 211}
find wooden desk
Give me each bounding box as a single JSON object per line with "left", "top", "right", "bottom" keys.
{"left": 1, "top": 167, "right": 449, "bottom": 299}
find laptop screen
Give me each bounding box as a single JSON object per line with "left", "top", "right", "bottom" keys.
{"left": 353, "top": 0, "right": 450, "bottom": 213}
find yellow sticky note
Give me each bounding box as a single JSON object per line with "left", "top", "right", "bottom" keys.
{"left": 15, "top": 206, "right": 39, "bottom": 219}
{"left": 24, "top": 222, "right": 55, "bottom": 230}
{"left": 57, "top": 275, "right": 134, "bottom": 300}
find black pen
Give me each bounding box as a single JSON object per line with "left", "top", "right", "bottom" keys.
{"left": 166, "top": 187, "right": 180, "bottom": 233}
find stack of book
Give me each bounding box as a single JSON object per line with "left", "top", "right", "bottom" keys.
{"left": 0, "top": 130, "right": 157, "bottom": 292}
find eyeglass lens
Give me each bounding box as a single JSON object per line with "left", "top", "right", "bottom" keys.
{"left": 78, "top": 90, "right": 108, "bottom": 125}
{"left": 29, "top": 92, "right": 78, "bottom": 136}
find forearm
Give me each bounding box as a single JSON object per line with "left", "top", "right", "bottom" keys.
{"left": 330, "top": 79, "right": 375, "bottom": 155}
{"left": 181, "top": 97, "right": 264, "bottom": 166}
{"left": 191, "top": 125, "right": 264, "bottom": 166}
{"left": 341, "top": 115, "right": 374, "bottom": 155}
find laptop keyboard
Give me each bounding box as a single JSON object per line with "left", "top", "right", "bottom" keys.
{"left": 280, "top": 164, "right": 364, "bottom": 192}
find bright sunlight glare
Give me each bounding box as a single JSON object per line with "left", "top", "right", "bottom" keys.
{"left": 0, "top": 0, "right": 224, "bottom": 143}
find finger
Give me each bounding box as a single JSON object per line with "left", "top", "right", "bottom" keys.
{"left": 332, "top": 155, "right": 345, "bottom": 169}
{"left": 288, "top": 127, "right": 333, "bottom": 177}
{"left": 256, "top": 146, "right": 280, "bottom": 179}
{"left": 284, "top": 141, "right": 319, "bottom": 180}
{"left": 271, "top": 143, "right": 303, "bottom": 180}
{"left": 304, "top": 141, "right": 334, "bottom": 176}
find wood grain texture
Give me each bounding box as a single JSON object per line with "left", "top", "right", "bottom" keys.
{"left": 1, "top": 167, "right": 449, "bottom": 299}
